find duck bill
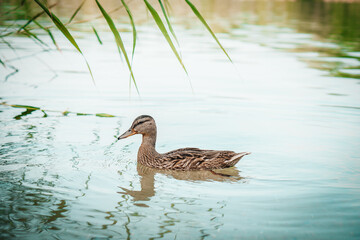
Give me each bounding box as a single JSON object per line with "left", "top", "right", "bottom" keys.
{"left": 118, "top": 129, "right": 136, "bottom": 140}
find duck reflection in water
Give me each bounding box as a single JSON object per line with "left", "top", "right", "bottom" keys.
{"left": 118, "top": 163, "right": 244, "bottom": 206}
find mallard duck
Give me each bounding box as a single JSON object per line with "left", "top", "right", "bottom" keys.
{"left": 118, "top": 115, "right": 250, "bottom": 170}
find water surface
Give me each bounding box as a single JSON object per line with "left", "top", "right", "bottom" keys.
{"left": 1, "top": 0, "right": 360, "bottom": 239}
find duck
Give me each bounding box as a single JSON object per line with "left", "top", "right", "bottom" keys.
{"left": 118, "top": 115, "right": 250, "bottom": 170}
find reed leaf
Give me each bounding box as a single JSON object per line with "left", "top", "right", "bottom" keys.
{"left": 120, "top": 0, "right": 136, "bottom": 92}
{"left": 11, "top": 105, "right": 40, "bottom": 110}
{"left": 19, "top": 15, "right": 42, "bottom": 32}
{"left": 34, "top": 0, "right": 80, "bottom": 51}
{"left": 185, "top": 0, "right": 232, "bottom": 63}
{"left": 3, "top": 0, "right": 26, "bottom": 16}
{"left": 33, "top": 20, "right": 60, "bottom": 50}
{"left": 158, "top": 0, "right": 179, "bottom": 46}
{"left": 47, "top": 29, "right": 60, "bottom": 50}
{"left": 17, "top": 3, "right": 57, "bottom": 33}
{"left": 22, "top": 27, "right": 48, "bottom": 46}
{"left": 96, "top": 113, "right": 115, "bottom": 117}
{"left": 68, "top": 0, "right": 87, "bottom": 24}
{"left": 41, "top": 110, "right": 48, "bottom": 117}
{"left": 1, "top": 102, "right": 117, "bottom": 118}
{"left": 144, "top": 0, "right": 187, "bottom": 75}
{"left": 33, "top": 0, "right": 95, "bottom": 84}
{"left": 92, "top": 26, "right": 103, "bottom": 45}
{"left": 95, "top": 0, "right": 139, "bottom": 94}
{"left": 163, "top": 0, "right": 171, "bottom": 14}
{"left": 120, "top": 0, "right": 136, "bottom": 59}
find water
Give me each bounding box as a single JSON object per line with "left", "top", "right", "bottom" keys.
{"left": 1, "top": 0, "right": 360, "bottom": 239}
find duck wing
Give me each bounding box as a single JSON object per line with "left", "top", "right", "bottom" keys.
{"left": 164, "top": 148, "right": 202, "bottom": 154}
{"left": 158, "top": 148, "right": 250, "bottom": 170}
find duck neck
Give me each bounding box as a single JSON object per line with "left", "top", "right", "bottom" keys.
{"left": 141, "top": 133, "right": 157, "bottom": 148}
{"left": 138, "top": 132, "right": 159, "bottom": 166}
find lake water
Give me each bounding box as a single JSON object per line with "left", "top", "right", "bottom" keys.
{"left": 1, "top": 0, "right": 360, "bottom": 239}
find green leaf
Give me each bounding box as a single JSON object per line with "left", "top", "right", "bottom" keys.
{"left": 95, "top": 0, "right": 139, "bottom": 94}
{"left": 17, "top": 3, "right": 57, "bottom": 33}
{"left": 3, "top": 0, "right": 26, "bottom": 16}
{"left": 92, "top": 26, "right": 103, "bottom": 45}
{"left": 33, "top": 20, "right": 60, "bottom": 51}
{"left": 1, "top": 102, "right": 120, "bottom": 118}
{"left": 47, "top": 29, "right": 60, "bottom": 50}
{"left": 62, "top": 110, "right": 70, "bottom": 116}
{"left": 68, "top": 0, "right": 87, "bottom": 24}
{"left": 41, "top": 110, "right": 48, "bottom": 117}
{"left": 144, "top": 0, "right": 188, "bottom": 75}
{"left": 158, "top": 0, "right": 179, "bottom": 46}
{"left": 120, "top": 0, "right": 136, "bottom": 59}
{"left": 120, "top": 0, "right": 137, "bottom": 92}
{"left": 34, "top": 0, "right": 80, "bottom": 52}
{"left": 185, "top": 0, "right": 232, "bottom": 63}
{"left": 33, "top": 0, "right": 95, "bottom": 84}
{"left": 18, "top": 10, "right": 44, "bottom": 32}
{"left": 11, "top": 105, "right": 40, "bottom": 110}
{"left": 22, "top": 27, "right": 48, "bottom": 46}
{"left": 163, "top": 0, "right": 172, "bottom": 14}
{"left": 95, "top": 113, "right": 115, "bottom": 117}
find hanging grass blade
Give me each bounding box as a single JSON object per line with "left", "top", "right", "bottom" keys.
{"left": 46, "top": 29, "right": 60, "bottom": 51}
{"left": 22, "top": 27, "right": 48, "bottom": 46}
{"left": 120, "top": 0, "right": 136, "bottom": 60}
{"left": 92, "top": 26, "right": 103, "bottom": 45}
{"left": 144, "top": 0, "right": 188, "bottom": 75}
{"left": 34, "top": 0, "right": 80, "bottom": 51}
{"left": 3, "top": 0, "right": 26, "bottom": 16}
{"left": 33, "top": 20, "right": 60, "bottom": 51}
{"left": 68, "top": 0, "right": 87, "bottom": 24}
{"left": 185, "top": 0, "right": 232, "bottom": 63}
{"left": 158, "top": 0, "right": 179, "bottom": 47}
{"left": 163, "top": 0, "right": 172, "bottom": 14}
{"left": 33, "top": 0, "right": 95, "bottom": 85}
{"left": 95, "top": 0, "right": 139, "bottom": 94}
{"left": 120, "top": 0, "right": 136, "bottom": 92}
{"left": 17, "top": 3, "right": 57, "bottom": 33}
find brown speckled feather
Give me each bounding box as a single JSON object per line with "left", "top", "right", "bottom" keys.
{"left": 118, "top": 115, "right": 251, "bottom": 171}
{"left": 153, "top": 148, "right": 250, "bottom": 170}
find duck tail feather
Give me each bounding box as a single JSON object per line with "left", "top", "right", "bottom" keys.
{"left": 226, "top": 152, "right": 251, "bottom": 163}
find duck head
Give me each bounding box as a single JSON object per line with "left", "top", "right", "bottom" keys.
{"left": 118, "top": 115, "right": 157, "bottom": 140}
